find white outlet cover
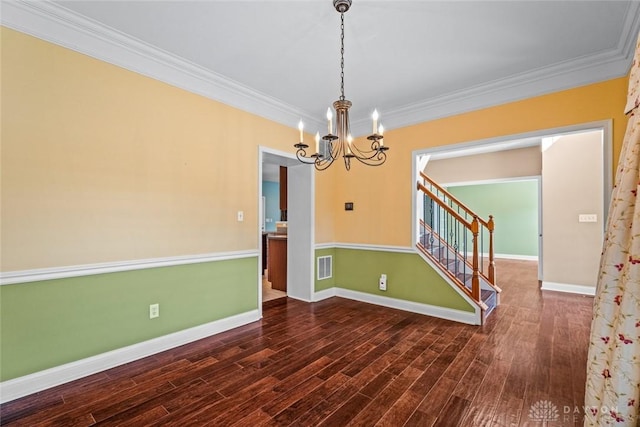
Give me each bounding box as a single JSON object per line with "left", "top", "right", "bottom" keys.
{"left": 379, "top": 274, "right": 387, "bottom": 291}
{"left": 237, "top": 211, "right": 244, "bottom": 222}
{"left": 149, "top": 303, "right": 159, "bottom": 319}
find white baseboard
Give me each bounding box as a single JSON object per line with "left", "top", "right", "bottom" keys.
{"left": 464, "top": 252, "right": 539, "bottom": 261}
{"left": 541, "top": 281, "right": 596, "bottom": 296}
{"left": 334, "top": 288, "right": 480, "bottom": 325}
{"left": 0, "top": 309, "right": 260, "bottom": 403}
{"left": 313, "top": 288, "right": 337, "bottom": 302}
{"left": 495, "top": 253, "right": 539, "bottom": 261}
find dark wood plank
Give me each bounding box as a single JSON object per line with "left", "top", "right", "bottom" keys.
{"left": 418, "top": 376, "right": 459, "bottom": 418}
{"left": 292, "top": 381, "right": 361, "bottom": 426}
{"left": 433, "top": 395, "right": 471, "bottom": 427}
{"left": 346, "top": 366, "right": 422, "bottom": 426}
{"left": 94, "top": 405, "right": 169, "bottom": 427}
{"left": 404, "top": 409, "right": 437, "bottom": 427}
{"left": 316, "top": 392, "right": 371, "bottom": 427}
{"left": 458, "top": 354, "right": 512, "bottom": 426}
{"left": 270, "top": 373, "right": 351, "bottom": 426}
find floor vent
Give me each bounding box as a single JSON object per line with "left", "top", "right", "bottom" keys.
{"left": 317, "top": 255, "right": 333, "bottom": 280}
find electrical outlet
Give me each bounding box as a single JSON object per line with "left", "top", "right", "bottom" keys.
{"left": 379, "top": 274, "right": 387, "bottom": 291}
{"left": 149, "top": 303, "right": 159, "bottom": 319}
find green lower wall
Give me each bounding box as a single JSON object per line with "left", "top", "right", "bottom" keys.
{"left": 448, "top": 180, "right": 539, "bottom": 257}
{"left": 0, "top": 257, "right": 257, "bottom": 381}
{"left": 4, "top": 249, "right": 471, "bottom": 382}
{"left": 316, "top": 248, "right": 473, "bottom": 313}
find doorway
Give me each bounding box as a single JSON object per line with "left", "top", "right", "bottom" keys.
{"left": 413, "top": 120, "right": 611, "bottom": 292}
{"left": 258, "top": 147, "right": 314, "bottom": 316}
{"left": 261, "top": 163, "right": 287, "bottom": 302}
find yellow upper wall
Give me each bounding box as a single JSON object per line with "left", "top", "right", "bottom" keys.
{"left": 329, "top": 77, "right": 628, "bottom": 246}
{"left": 1, "top": 27, "right": 630, "bottom": 267}
{"left": 1, "top": 27, "right": 304, "bottom": 270}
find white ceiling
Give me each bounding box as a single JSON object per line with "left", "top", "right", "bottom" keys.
{"left": 3, "top": 1, "right": 640, "bottom": 137}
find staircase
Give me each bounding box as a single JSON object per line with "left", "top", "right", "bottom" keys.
{"left": 416, "top": 172, "right": 501, "bottom": 324}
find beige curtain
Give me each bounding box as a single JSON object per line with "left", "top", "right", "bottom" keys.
{"left": 584, "top": 33, "right": 640, "bottom": 426}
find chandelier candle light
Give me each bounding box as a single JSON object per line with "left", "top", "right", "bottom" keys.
{"left": 294, "top": 0, "right": 389, "bottom": 171}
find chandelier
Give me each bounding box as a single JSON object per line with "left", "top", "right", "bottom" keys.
{"left": 294, "top": 0, "right": 389, "bottom": 171}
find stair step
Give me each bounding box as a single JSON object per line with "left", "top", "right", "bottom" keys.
{"left": 439, "top": 257, "right": 459, "bottom": 268}
{"left": 482, "top": 290, "right": 497, "bottom": 317}
{"left": 428, "top": 243, "right": 445, "bottom": 253}
{"left": 481, "top": 289, "right": 495, "bottom": 304}
{"left": 458, "top": 273, "right": 496, "bottom": 305}
{"left": 457, "top": 272, "right": 473, "bottom": 284}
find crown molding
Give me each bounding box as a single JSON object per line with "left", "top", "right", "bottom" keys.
{"left": 350, "top": 2, "right": 640, "bottom": 136}
{"left": 0, "top": 0, "right": 324, "bottom": 132}
{"left": 3, "top": 0, "right": 638, "bottom": 136}
{"left": 353, "top": 47, "right": 631, "bottom": 135}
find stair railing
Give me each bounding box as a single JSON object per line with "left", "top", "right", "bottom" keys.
{"left": 417, "top": 175, "right": 501, "bottom": 314}
{"left": 417, "top": 183, "right": 481, "bottom": 302}
{"left": 420, "top": 172, "right": 496, "bottom": 285}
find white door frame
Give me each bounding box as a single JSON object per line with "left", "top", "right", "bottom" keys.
{"left": 286, "top": 163, "right": 315, "bottom": 302}
{"left": 258, "top": 147, "right": 315, "bottom": 317}
{"left": 537, "top": 177, "right": 543, "bottom": 280}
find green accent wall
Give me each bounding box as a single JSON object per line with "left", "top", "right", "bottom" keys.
{"left": 331, "top": 249, "right": 474, "bottom": 312}
{"left": 448, "top": 180, "right": 539, "bottom": 257}
{"left": 314, "top": 248, "right": 336, "bottom": 291}
{"left": 0, "top": 257, "right": 257, "bottom": 381}
{"left": 4, "top": 249, "right": 472, "bottom": 382}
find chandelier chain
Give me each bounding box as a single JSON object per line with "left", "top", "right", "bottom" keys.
{"left": 340, "top": 12, "right": 345, "bottom": 101}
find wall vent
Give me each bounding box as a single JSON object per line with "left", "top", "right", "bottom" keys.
{"left": 317, "top": 255, "right": 333, "bottom": 280}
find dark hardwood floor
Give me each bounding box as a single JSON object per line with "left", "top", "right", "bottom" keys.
{"left": 1, "top": 260, "right": 594, "bottom": 426}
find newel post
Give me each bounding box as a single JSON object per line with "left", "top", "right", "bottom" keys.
{"left": 488, "top": 215, "right": 496, "bottom": 285}
{"left": 471, "top": 216, "right": 480, "bottom": 302}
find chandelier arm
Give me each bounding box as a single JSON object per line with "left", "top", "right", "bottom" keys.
{"left": 315, "top": 157, "right": 335, "bottom": 170}
{"left": 344, "top": 156, "right": 351, "bottom": 171}
{"left": 352, "top": 150, "right": 387, "bottom": 166}
{"left": 295, "top": 147, "right": 320, "bottom": 165}
{"left": 347, "top": 139, "right": 386, "bottom": 160}
{"left": 333, "top": 137, "right": 343, "bottom": 161}
{"left": 349, "top": 144, "right": 379, "bottom": 158}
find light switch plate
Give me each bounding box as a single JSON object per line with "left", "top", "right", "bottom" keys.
{"left": 578, "top": 214, "right": 597, "bottom": 223}
{"left": 237, "top": 211, "right": 244, "bottom": 222}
